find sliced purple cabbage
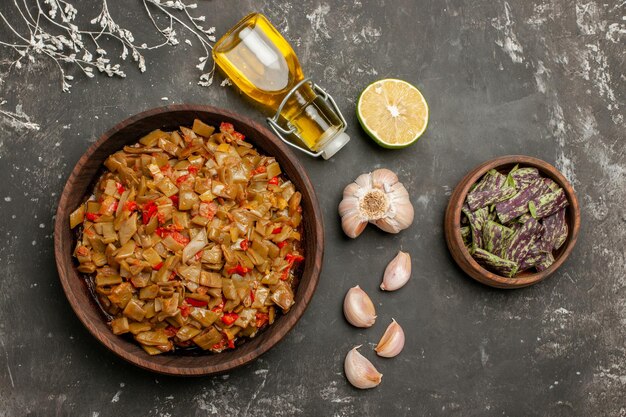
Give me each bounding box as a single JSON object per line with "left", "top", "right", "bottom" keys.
{"left": 472, "top": 169, "right": 506, "bottom": 194}
{"left": 466, "top": 169, "right": 511, "bottom": 211}
{"left": 467, "top": 186, "right": 517, "bottom": 211}
{"left": 495, "top": 178, "right": 545, "bottom": 223}
{"left": 543, "top": 177, "right": 560, "bottom": 192}
{"left": 461, "top": 226, "right": 471, "bottom": 246}
{"left": 535, "top": 252, "right": 555, "bottom": 271}
{"left": 504, "top": 217, "right": 544, "bottom": 263}
{"left": 461, "top": 208, "right": 469, "bottom": 225}
{"left": 530, "top": 188, "right": 569, "bottom": 218}
{"left": 510, "top": 167, "right": 540, "bottom": 189}
{"left": 461, "top": 165, "right": 569, "bottom": 278}
{"left": 540, "top": 208, "right": 567, "bottom": 251}
{"left": 482, "top": 220, "right": 514, "bottom": 255}
{"left": 537, "top": 178, "right": 555, "bottom": 195}
{"left": 554, "top": 222, "right": 568, "bottom": 250}
{"left": 518, "top": 243, "right": 548, "bottom": 271}
{"left": 504, "top": 216, "right": 523, "bottom": 232}
{"left": 519, "top": 252, "right": 542, "bottom": 271}
{"left": 472, "top": 247, "right": 519, "bottom": 277}
{"left": 463, "top": 206, "right": 489, "bottom": 249}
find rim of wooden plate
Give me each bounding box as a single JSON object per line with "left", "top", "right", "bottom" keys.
{"left": 444, "top": 155, "right": 580, "bottom": 289}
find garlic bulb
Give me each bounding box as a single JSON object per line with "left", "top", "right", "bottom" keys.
{"left": 338, "top": 168, "right": 414, "bottom": 238}
{"left": 380, "top": 251, "right": 411, "bottom": 291}
{"left": 375, "top": 319, "right": 405, "bottom": 358}
{"left": 343, "top": 285, "right": 376, "bottom": 328}
{"left": 344, "top": 346, "right": 383, "bottom": 389}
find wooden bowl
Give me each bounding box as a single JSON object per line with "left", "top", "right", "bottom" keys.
{"left": 54, "top": 105, "right": 324, "bottom": 375}
{"left": 444, "top": 155, "right": 580, "bottom": 289}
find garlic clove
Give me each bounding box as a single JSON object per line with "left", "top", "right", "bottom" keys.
{"left": 371, "top": 168, "right": 399, "bottom": 189}
{"left": 342, "top": 182, "right": 362, "bottom": 199}
{"left": 380, "top": 251, "right": 411, "bottom": 291}
{"left": 344, "top": 345, "right": 383, "bottom": 389}
{"left": 354, "top": 172, "right": 373, "bottom": 189}
{"left": 343, "top": 285, "right": 376, "bottom": 327}
{"left": 338, "top": 197, "right": 368, "bottom": 238}
{"left": 340, "top": 211, "right": 368, "bottom": 238}
{"left": 374, "top": 184, "right": 414, "bottom": 234}
{"left": 392, "top": 199, "right": 415, "bottom": 229}
{"left": 373, "top": 217, "right": 403, "bottom": 234}
{"left": 375, "top": 319, "right": 405, "bottom": 358}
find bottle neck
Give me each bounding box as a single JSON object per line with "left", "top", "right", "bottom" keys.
{"left": 282, "top": 81, "right": 316, "bottom": 114}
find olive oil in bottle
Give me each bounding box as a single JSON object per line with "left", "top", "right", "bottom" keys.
{"left": 213, "top": 13, "right": 349, "bottom": 159}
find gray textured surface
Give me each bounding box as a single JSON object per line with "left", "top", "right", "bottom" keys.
{"left": 0, "top": 1, "right": 625, "bottom": 416}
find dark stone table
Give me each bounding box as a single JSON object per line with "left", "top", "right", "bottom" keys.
{"left": 1, "top": 1, "right": 624, "bottom": 415}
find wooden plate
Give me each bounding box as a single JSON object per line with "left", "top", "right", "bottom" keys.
{"left": 54, "top": 105, "right": 324, "bottom": 375}
{"left": 444, "top": 155, "right": 580, "bottom": 289}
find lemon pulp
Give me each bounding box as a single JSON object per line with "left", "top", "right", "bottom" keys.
{"left": 357, "top": 79, "right": 429, "bottom": 148}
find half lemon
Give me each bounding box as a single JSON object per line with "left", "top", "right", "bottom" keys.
{"left": 356, "top": 79, "right": 429, "bottom": 148}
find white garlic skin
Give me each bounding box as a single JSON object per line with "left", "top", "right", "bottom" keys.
{"left": 380, "top": 251, "right": 411, "bottom": 291}
{"left": 343, "top": 285, "right": 376, "bottom": 328}
{"left": 338, "top": 168, "right": 414, "bottom": 238}
{"left": 370, "top": 169, "right": 414, "bottom": 234}
{"left": 338, "top": 186, "right": 368, "bottom": 238}
{"left": 375, "top": 319, "right": 405, "bottom": 358}
{"left": 344, "top": 346, "right": 383, "bottom": 389}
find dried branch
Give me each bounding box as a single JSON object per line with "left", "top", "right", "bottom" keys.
{"left": 0, "top": 99, "right": 40, "bottom": 130}
{"left": 0, "top": 0, "right": 216, "bottom": 92}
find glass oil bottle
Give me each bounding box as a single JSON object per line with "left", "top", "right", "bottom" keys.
{"left": 213, "top": 13, "right": 350, "bottom": 159}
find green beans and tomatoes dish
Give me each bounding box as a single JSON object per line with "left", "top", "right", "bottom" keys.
{"left": 70, "top": 119, "right": 304, "bottom": 355}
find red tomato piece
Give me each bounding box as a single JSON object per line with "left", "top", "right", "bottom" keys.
{"left": 142, "top": 201, "right": 158, "bottom": 225}
{"left": 164, "top": 326, "right": 178, "bottom": 337}
{"left": 252, "top": 166, "right": 266, "bottom": 175}
{"left": 255, "top": 313, "right": 269, "bottom": 328}
{"left": 185, "top": 298, "right": 208, "bottom": 307}
{"left": 221, "top": 313, "right": 238, "bottom": 326}
{"left": 179, "top": 303, "right": 191, "bottom": 318}
{"left": 211, "top": 300, "right": 225, "bottom": 313}
{"left": 124, "top": 201, "right": 138, "bottom": 212}
{"left": 227, "top": 264, "right": 250, "bottom": 275}
{"left": 171, "top": 231, "right": 190, "bottom": 245}
{"left": 199, "top": 201, "right": 217, "bottom": 219}
{"left": 220, "top": 122, "right": 234, "bottom": 134}
{"left": 285, "top": 253, "right": 304, "bottom": 264}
